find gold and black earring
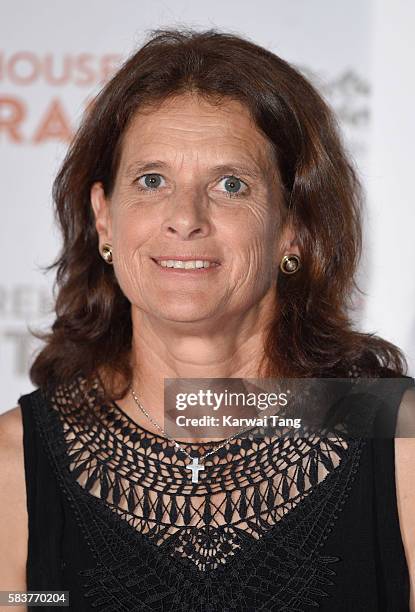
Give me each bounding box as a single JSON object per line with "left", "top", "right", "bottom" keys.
{"left": 101, "top": 243, "right": 113, "bottom": 264}
{"left": 280, "top": 254, "right": 301, "bottom": 275}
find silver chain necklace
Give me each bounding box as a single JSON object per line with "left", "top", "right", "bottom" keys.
{"left": 130, "top": 388, "right": 255, "bottom": 483}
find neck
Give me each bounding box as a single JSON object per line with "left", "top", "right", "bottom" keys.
{"left": 113, "top": 292, "right": 276, "bottom": 441}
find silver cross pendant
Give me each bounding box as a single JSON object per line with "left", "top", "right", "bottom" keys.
{"left": 186, "top": 456, "right": 205, "bottom": 483}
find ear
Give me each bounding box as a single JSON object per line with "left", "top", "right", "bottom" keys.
{"left": 90, "top": 182, "right": 112, "bottom": 245}
{"left": 279, "top": 223, "right": 300, "bottom": 258}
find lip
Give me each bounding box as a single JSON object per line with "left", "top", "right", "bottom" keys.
{"left": 150, "top": 257, "right": 221, "bottom": 275}
{"left": 151, "top": 256, "right": 221, "bottom": 264}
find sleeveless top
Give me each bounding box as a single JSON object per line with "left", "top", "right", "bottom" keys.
{"left": 18, "top": 372, "right": 415, "bottom": 611}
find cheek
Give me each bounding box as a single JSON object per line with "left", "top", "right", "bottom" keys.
{"left": 227, "top": 212, "right": 277, "bottom": 263}
{"left": 111, "top": 207, "right": 154, "bottom": 255}
{"left": 109, "top": 213, "right": 151, "bottom": 293}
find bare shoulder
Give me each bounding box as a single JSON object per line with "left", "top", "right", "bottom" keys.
{"left": 0, "top": 405, "right": 24, "bottom": 446}
{"left": 0, "top": 405, "right": 28, "bottom": 591}
{"left": 395, "top": 387, "right": 415, "bottom": 611}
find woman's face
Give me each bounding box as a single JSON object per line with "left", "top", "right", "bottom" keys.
{"left": 91, "top": 93, "right": 293, "bottom": 326}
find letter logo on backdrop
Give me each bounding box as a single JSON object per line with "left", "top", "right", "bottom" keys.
{"left": 0, "top": 51, "right": 122, "bottom": 144}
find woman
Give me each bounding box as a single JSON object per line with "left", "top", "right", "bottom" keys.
{"left": 1, "top": 28, "right": 414, "bottom": 611}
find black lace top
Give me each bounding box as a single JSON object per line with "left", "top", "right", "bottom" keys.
{"left": 18, "top": 374, "right": 415, "bottom": 611}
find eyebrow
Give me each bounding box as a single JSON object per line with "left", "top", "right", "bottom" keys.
{"left": 125, "top": 160, "right": 265, "bottom": 181}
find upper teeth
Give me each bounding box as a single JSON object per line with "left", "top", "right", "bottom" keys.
{"left": 157, "top": 260, "right": 218, "bottom": 269}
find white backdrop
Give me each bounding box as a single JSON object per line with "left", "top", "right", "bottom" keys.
{"left": 1, "top": 0, "right": 414, "bottom": 410}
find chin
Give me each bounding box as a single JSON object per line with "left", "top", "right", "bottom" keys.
{"left": 154, "top": 304, "right": 218, "bottom": 324}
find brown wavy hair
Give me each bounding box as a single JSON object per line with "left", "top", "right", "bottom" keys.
{"left": 29, "top": 27, "right": 407, "bottom": 398}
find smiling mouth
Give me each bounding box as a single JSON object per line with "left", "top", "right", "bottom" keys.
{"left": 151, "top": 257, "right": 221, "bottom": 270}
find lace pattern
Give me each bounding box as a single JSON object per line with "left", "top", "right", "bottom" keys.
{"left": 31, "top": 374, "right": 365, "bottom": 611}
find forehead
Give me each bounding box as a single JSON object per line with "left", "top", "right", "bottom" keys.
{"left": 119, "top": 93, "right": 276, "bottom": 170}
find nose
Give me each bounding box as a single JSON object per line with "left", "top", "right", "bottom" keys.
{"left": 161, "top": 187, "right": 212, "bottom": 240}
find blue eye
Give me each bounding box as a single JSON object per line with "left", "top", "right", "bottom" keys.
{"left": 219, "top": 176, "right": 247, "bottom": 197}
{"left": 135, "top": 173, "right": 248, "bottom": 197}
{"left": 137, "top": 174, "right": 165, "bottom": 189}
